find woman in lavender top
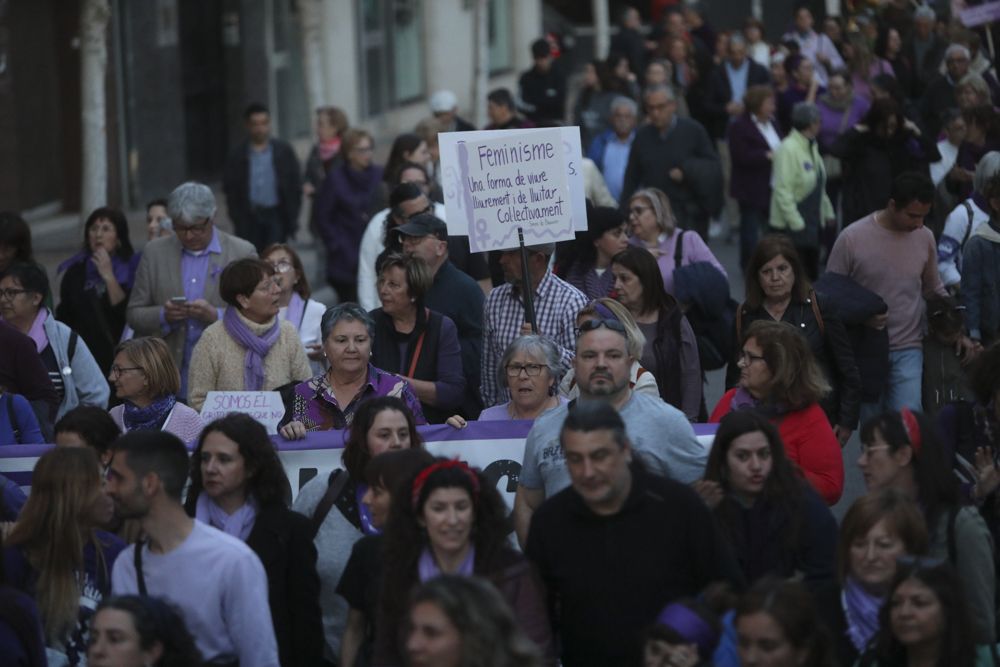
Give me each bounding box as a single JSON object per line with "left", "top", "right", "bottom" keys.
{"left": 107, "top": 337, "right": 203, "bottom": 443}
{"left": 185, "top": 413, "right": 323, "bottom": 667}
{"left": 626, "top": 187, "right": 726, "bottom": 296}
{"left": 262, "top": 243, "right": 328, "bottom": 375}
{"left": 280, "top": 302, "right": 425, "bottom": 438}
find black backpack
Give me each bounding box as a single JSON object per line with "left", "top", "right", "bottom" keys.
{"left": 672, "top": 230, "right": 737, "bottom": 371}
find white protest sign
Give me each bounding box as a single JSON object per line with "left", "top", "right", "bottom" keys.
{"left": 439, "top": 126, "right": 587, "bottom": 249}
{"left": 199, "top": 391, "right": 285, "bottom": 435}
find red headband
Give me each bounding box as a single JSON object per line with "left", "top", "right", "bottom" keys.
{"left": 411, "top": 459, "right": 481, "bottom": 509}
{"left": 900, "top": 408, "right": 922, "bottom": 455}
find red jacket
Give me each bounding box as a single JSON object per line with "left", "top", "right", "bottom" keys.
{"left": 710, "top": 389, "right": 844, "bottom": 505}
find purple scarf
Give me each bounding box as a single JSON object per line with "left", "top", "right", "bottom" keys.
{"left": 123, "top": 395, "right": 177, "bottom": 432}
{"left": 355, "top": 482, "right": 380, "bottom": 535}
{"left": 418, "top": 546, "right": 475, "bottom": 582}
{"left": 730, "top": 386, "right": 791, "bottom": 418}
{"left": 26, "top": 308, "right": 49, "bottom": 353}
{"left": 57, "top": 251, "right": 139, "bottom": 293}
{"left": 195, "top": 493, "right": 258, "bottom": 542}
{"left": 223, "top": 307, "right": 281, "bottom": 391}
{"left": 283, "top": 292, "right": 306, "bottom": 329}
{"left": 843, "top": 576, "right": 884, "bottom": 651}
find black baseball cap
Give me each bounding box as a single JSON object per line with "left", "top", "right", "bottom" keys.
{"left": 395, "top": 213, "right": 448, "bottom": 240}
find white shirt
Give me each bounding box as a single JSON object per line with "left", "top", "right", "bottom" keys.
{"left": 930, "top": 139, "right": 960, "bottom": 187}
{"left": 753, "top": 117, "right": 782, "bottom": 151}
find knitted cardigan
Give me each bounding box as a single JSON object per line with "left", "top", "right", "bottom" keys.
{"left": 187, "top": 313, "right": 312, "bottom": 411}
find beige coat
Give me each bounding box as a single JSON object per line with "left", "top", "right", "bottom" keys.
{"left": 187, "top": 312, "right": 312, "bottom": 410}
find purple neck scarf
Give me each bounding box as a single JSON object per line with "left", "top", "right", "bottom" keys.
{"left": 123, "top": 395, "right": 177, "bottom": 432}
{"left": 843, "top": 576, "right": 884, "bottom": 651}
{"left": 356, "top": 482, "right": 380, "bottom": 535}
{"left": 26, "top": 308, "right": 49, "bottom": 353}
{"left": 283, "top": 292, "right": 306, "bottom": 329}
{"left": 223, "top": 307, "right": 281, "bottom": 391}
{"left": 418, "top": 545, "right": 475, "bottom": 582}
{"left": 57, "top": 251, "right": 138, "bottom": 293}
{"left": 195, "top": 493, "right": 258, "bottom": 542}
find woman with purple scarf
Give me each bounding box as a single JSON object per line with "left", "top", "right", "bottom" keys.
{"left": 813, "top": 489, "right": 929, "bottom": 666}
{"left": 187, "top": 258, "right": 312, "bottom": 411}
{"left": 185, "top": 413, "right": 324, "bottom": 667}
{"left": 262, "top": 243, "right": 328, "bottom": 375}
{"left": 56, "top": 207, "right": 142, "bottom": 374}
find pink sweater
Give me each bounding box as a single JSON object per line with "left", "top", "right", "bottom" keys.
{"left": 110, "top": 402, "right": 204, "bottom": 444}
{"left": 827, "top": 214, "right": 947, "bottom": 350}
{"left": 630, "top": 230, "right": 727, "bottom": 295}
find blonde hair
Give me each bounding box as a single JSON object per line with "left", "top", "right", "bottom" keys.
{"left": 743, "top": 320, "right": 830, "bottom": 407}
{"left": 629, "top": 187, "right": 677, "bottom": 234}
{"left": 114, "top": 337, "right": 181, "bottom": 398}
{"left": 7, "top": 447, "right": 105, "bottom": 644}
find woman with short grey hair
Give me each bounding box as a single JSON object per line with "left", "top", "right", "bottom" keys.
{"left": 447, "top": 335, "right": 566, "bottom": 426}
{"left": 768, "top": 101, "right": 835, "bottom": 280}
{"left": 280, "top": 302, "right": 425, "bottom": 438}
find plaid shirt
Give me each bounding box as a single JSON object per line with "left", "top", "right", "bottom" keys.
{"left": 481, "top": 270, "right": 588, "bottom": 407}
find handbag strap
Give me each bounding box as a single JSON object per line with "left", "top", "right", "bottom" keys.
{"left": 673, "top": 230, "right": 686, "bottom": 268}
{"left": 133, "top": 541, "right": 148, "bottom": 596}
{"left": 405, "top": 308, "right": 431, "bottom": 378}
{"left": 311, "top": 469, "right": 349, "bottom": 538}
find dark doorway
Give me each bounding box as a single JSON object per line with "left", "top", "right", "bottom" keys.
{"left": 179, "top": 0, "right": 228, "bottom": 181}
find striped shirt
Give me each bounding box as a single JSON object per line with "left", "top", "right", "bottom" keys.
{"left": 481, "top": 270, "right": 587, "bottom": 407}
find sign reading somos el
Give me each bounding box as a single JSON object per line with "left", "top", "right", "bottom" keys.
{"left": 441, "top": 127, "right": 580, "bottom": 252}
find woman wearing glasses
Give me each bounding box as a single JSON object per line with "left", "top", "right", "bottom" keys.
{"left": 370, "top": 253, "right": 464, "bottom": 424}
{"left": 463, "top": 335, "right": 567, "bottom": 423}
{"left": 610, "top": 246, "right": 702, "bottom": 420}
{"left": 262, "top": 243, "right": 328, "bottom": 375}
{"left": 625, "top": 187, "right": 726, "bottom": 296}
{"left": 710, "top": 320, "right": 844, "bottom": 505}
{"left": 857, "top": 408, "right": 997, "bottom": 644}
{"left": 107, "top": 337, "right": 203, "bottom": 442}
{"left": 0, "top": 263, "right": 109, "bottom": 420}
{"left": 187, "top": 258, "right": 312, "bottom": 411}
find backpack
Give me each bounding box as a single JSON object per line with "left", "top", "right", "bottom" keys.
{"left": 672, "top": 230, "right": 737, "bottom": 370}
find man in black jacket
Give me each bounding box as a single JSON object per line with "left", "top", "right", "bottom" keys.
{"left": 518, "top": 39, "right": 566, "bottom": 127}
{"left": 704, "top": 34, "right": 771, "bottom": 140}
{"left": 621, "top": 85, "right": 722, "bottom": 239}
{"left": 525, "top": 402, "right": 743, "bottom": 667}
{"left": 223, "top": 103, "right": 302, "bottom": 251}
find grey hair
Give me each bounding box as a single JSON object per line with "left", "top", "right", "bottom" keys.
{"left": 610, "top": 95, "right": 638, "bottom": 116}
{"left": 945, "top": 44, "right": 971, "bottom": 61}
{"left": 975, "top": 152, "right": 1000, "bottom": 194}
{"left": 629, "top": 187, "right": 676, "bottom": 233}
{"left": 728, "top": 34, "right": 747, "bottom": 50}
{"left": 497, "top": 334, "right": 562, "bottom": 392}
{"left": 958, "top": 73, "right": 990, "bottom": 101}
{"left": 642, "top": 83, "right": 676, "bottom": 102}
{"left": 166, "top": 182, "right": 217, "bottom": 225}
{"left": 320, "top": 302, "right": 376, "bottom": 342}
{"left": 791, "top": 102, "right": 821, "bottom": 131}
{"left": 914, "top": 5, "right": 936, "bottom": 21}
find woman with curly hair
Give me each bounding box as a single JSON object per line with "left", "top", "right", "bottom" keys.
{"left": 373, "top": 459, "right": 553, "bottom": 665}
{"left": 184, "top": 413, "right": 323, "bottom": 667}
{"left": 2, "top": 447, "right": 123, "bottom": 666}
{"left": 88, "top": 595, "right": 204, "bottom": 667}
{"left": 405, "top": 575, "right": 544, "bottom": 667}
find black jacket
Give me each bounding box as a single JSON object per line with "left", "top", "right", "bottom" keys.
{"left": 223, "top": 138, "right": 303, "bottom": 237}
{"left": 518, "top": 65, "right": 567, "bottom": 126}
{"left": 246, "top": 505, "right": 325, "bottom": 667}
{"left": 728, "top": 294, "right": 862, "bottom": 429}
{"left": 703, "top": 60, "right": 771, "bottom": 139}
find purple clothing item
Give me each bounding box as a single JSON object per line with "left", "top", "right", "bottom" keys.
{"left": 222, "top": 308, "right": 281, "bottom": 391}
{"left": 288, "top": 364, "right": 426, "bottom": 430}
{"left": 57, "top": 250, "right": 141, "bottom": 293}
{"left": 176, "top": 231, "right": 224, "bottom": 398}
{"left": 196, "top": 493, "right": 258, "bottom": 542}
{"left": 728, "top": 112, "right": 783, "bottom": 210}
{"left": 563, "top": 263, "right": 615, "bottom": 300}
{"left": 816, "top": 96, "right": 870, "bottom": 153}
{"left": 418, "top": 546, "right": 475, "bottom": 582}
{"left": 315, "top": 163, "right": 384, "bottom": 284}
{"left": 478, "top": 396, "right": 568, "bottom": 421}
{"left": 629, "top": 232, "right": 728, "bottom": 296}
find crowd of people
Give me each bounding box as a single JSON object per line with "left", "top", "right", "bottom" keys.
{"left": 3, "top": 1, "right": 1000, "bottom": 666}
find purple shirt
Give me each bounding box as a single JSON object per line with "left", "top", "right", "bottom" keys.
{"left": 165, "top": 231, "right": 224, "bottom": 398}
{"left": 287, "top": 364, "right": 426, "bottom": 430}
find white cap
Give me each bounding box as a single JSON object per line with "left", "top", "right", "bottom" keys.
{"left": 430, "top": 90, "right": 458, "bottom": 113}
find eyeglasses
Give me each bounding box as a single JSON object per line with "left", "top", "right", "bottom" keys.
{"left": 506, "top": 363, "right": 546, "bottom": 377}
{"left": 0, "top": 288, "right": 28, "bottom": 300}
{"left": 738, "top": 350, "right": 767, "bottom": 365}
{"left": 174, "top": 219, "right": 211, "bottom": 235}
{"left": 269, "top": 260, "right": 294, "bottom": 273}
{"left": 858, "top": 443, "right": 892, "bottom": 458}
{"left": 895, "top": 555, "right": 947, "bottom": 572}
{"left": 628, "top": 206, "right": 651, "bottom": 216}
{"left": 929, "top": 305, "right": 966, "bottom": 318}
{"left": 109, "top": 365, "right": 143, "bottom": 378}
{"left": 575, "top": 318, "right": 627, "bottom": 338}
